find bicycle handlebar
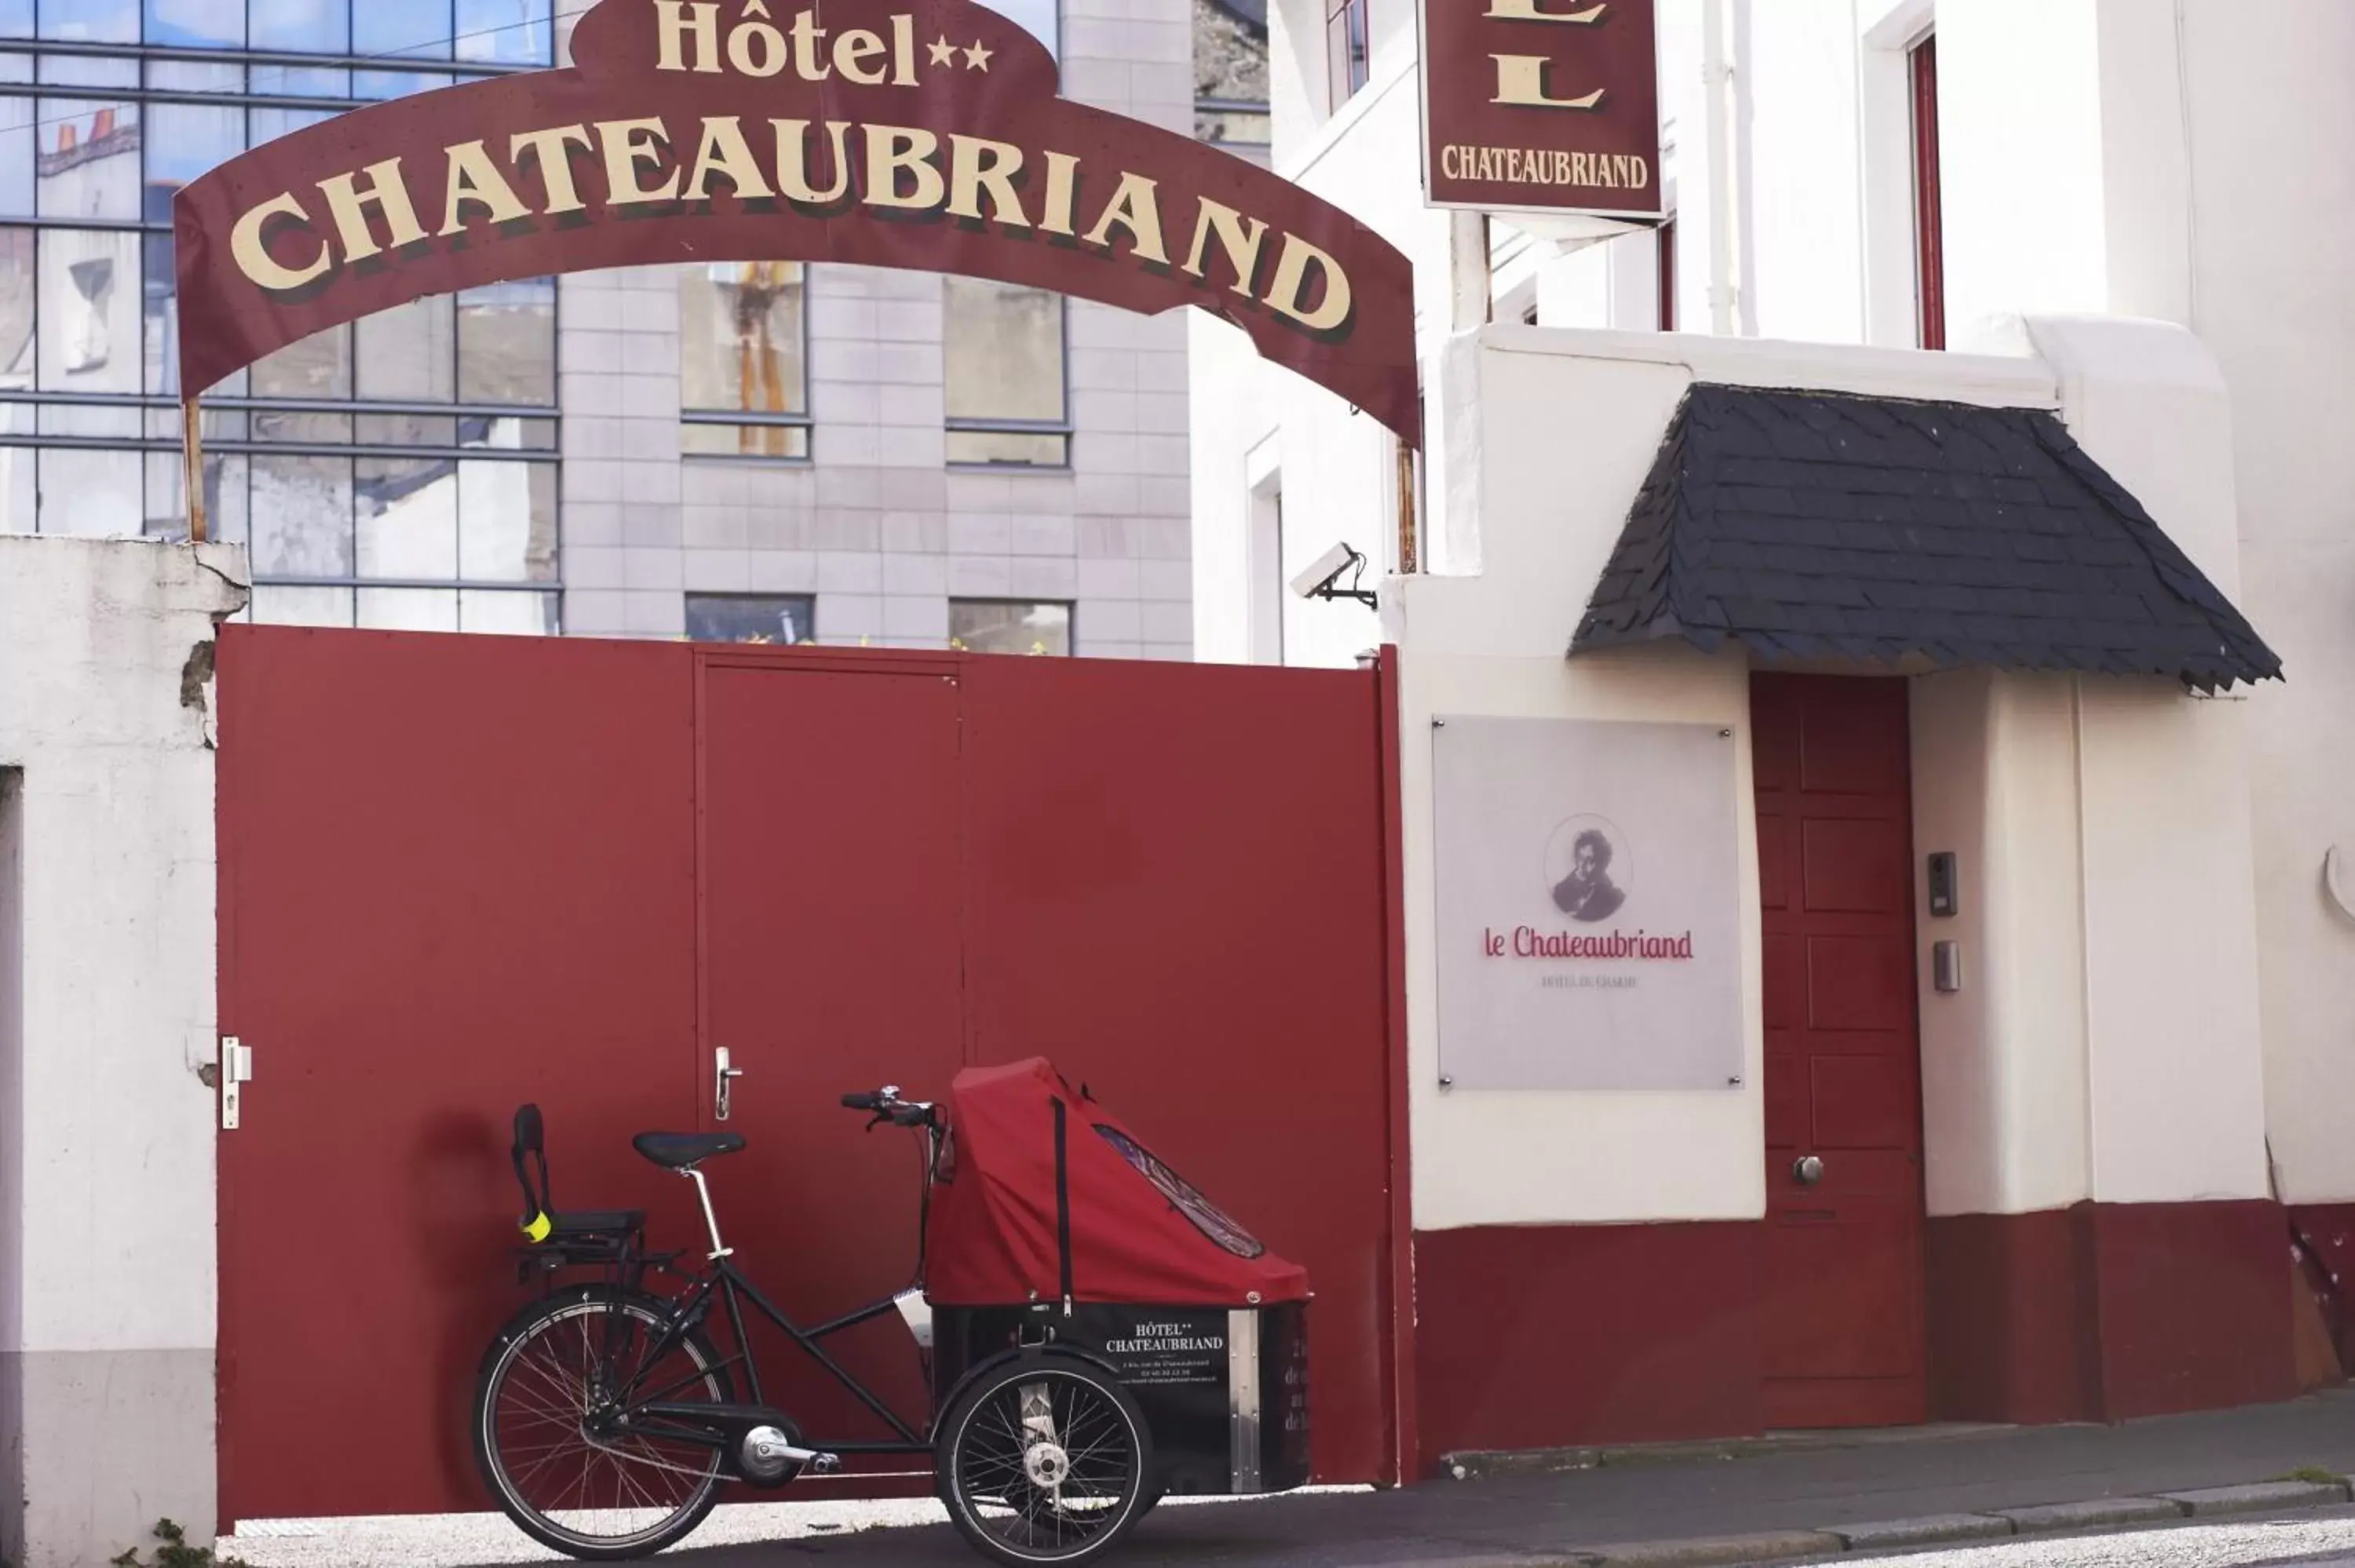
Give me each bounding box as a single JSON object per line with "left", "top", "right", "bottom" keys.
{"left": 841, "top": 1088, "right": 933, "bottom": 1128}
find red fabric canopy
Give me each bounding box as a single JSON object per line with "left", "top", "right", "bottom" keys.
{"left": 926, "top": 1059, "right": 1309, "bottom": 1308}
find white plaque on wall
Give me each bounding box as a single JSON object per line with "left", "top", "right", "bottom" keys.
{"left": 1433, "top": 716, "right": 1743, "bottom": 1091}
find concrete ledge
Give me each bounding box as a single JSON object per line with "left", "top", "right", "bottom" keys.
{"left": 1582, "top": 1530, "right": 1845, "bottom": 1566}
{"left": 1444, "top": 1425, "right": 2019, "bottom": 1481}
{"left": 1999, "top": 1498, "right": 2191, "bottom": 1531}
{"left": 2157, "top": 1480, "right": 2353, "bottom": 1515}
{"left": 1824, "top": 1515, "right": 2014, "bottom": 1550}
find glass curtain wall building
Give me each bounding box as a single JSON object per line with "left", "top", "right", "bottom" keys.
{"left": 0, "top": 0, "right": 560, "bottom": 631}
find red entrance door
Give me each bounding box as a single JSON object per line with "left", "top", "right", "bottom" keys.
{"left": 696, "top": 655, "right": 966, "bottom": 1475}
{"left": 1752, "top": 673, "right": 1926, "bottom": 1428}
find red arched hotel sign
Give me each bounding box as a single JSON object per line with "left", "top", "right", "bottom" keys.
{"left": 172, "top": 0, "right": 1418, "bottom": 443}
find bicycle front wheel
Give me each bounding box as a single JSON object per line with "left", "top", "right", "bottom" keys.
{"left": 471, "top": 1285, "right": 732, "bottom": 1561}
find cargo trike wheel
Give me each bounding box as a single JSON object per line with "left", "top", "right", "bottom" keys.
{"left": 936, "top": 1353, "right": 1156, "bottom": 1565}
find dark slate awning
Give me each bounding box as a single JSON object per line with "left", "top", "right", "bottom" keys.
{"left": 1571, "top": 384, "right": 2282, "bottom": 690}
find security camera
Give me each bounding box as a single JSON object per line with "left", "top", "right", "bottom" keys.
{"left": 1289, "top": 541, "right": 1377, "bottom": 607}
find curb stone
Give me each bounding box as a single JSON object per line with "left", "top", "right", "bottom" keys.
{"left": 1511, "top": 1482, "right": 2355, "bottom": 1568}
{"left": 2157, "top": 1480, "right": 2353, "bottom": 1515}
{"left": 1825, "top": 1515, "right": 2014, "bottom": 1551}
{"left": 1581, "top": 1531, "right": 1846, "bottom": 1566}
{"left": 1999, "top": 1498, "right": 2189, "bottom": 1531}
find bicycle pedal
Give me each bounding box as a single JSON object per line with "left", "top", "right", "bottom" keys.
{"left": 811, "top": 1452, "right": 843, "bottom": 1475}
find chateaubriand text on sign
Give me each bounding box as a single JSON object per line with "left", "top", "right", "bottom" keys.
{"left": 1418, "top": 0, "right": 1663, "bottom": 219}
{"left": 173, "top": 0, "right": 1420, "bottom": 443}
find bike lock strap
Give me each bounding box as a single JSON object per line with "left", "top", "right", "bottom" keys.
{"left": 1053, "top": 1096, "right": 1073, "bottom": 1311}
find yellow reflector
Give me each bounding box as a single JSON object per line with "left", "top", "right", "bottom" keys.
{"left": 521, "top": 1211, "right": 553, "bottom": 1243}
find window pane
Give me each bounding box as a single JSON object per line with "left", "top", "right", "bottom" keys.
{"left": 685, "top": 593, "right": 813, "bottom": 645}
{"left": 250, "top": 584, "right": 352, "bottom": 626}
{"left": 145, "top": 448, "right": 245, "bottom": 544}
{"left": 457, "top": 457, "right": 556, "bottom": 580}
{"left": 943, "top": 277, "right": 1064, "bottom": 421}
{"left": 145, "top": 100, "right": 243, "bottom": 191}
{"left": 0, "top": 0, "right": 27, "bottom": 35}
{"left": 357, "top": 410, "right": 456, "bottom": 446}
{"left": 978, "top": 0, "right": 1055, "bottom": 56}
{"left": 246, "top": 0, "right": 344, "bottom": 52}
{"left": 0, "top": 444, "right": 29, "bottom": 530}
{"left": 680, "top": 261, "right": 802, "bottom": 418}
{"left": 356, "top": 0, "right": 451, "bottom": 59}
{"left": 249, "top": 453, "right": 352, "bottom": 575}
{"left": 0, "top": 94, "right": 32, "bottom": 218}
{"left": 950, "top": 600, "right": 1072, "bottom": 656}
{"left": 457, "top": 278, "right": 554, "bottom": 405}
{"left": 356, "top": 453, "right": 458, "bottom": 578}
{"left": 36, "top": 444, "right": 140, "bottom": 535}
{"left": 143, "top": 0, "right": 239, "bottom": 46}
{"left": 456, "top": 0, "right": 550, "bottom": 64}
{"left": 38, "top": 52, "right": 136, "bottom": 86}
{"left": 355, "top": 292, "right": 455, "bottom": 402}
{"left": 38, "top": 100, "right": 141, "bottom": 220}
{"left": 40, "top": 0, "right": 136, "bottom": 42}
{"left": 0, "top": 227, "right": 31, "bottom": 391}
{"left": 38, "top": 398, "right": 135, "bottom": 435}
{"left": 249, "top": 101, "right": 341, "bottom": 142}
{"left": 253, "top": 322, "right": 351, "bottom": 399}
{"left": 946, "top": 429, "right": 1068, "bottom": 466}
{"left": 358, "top": 586, "right": 458, "bottom": 630}
{"left": 355, "top": 68, "right": 450, "bottom": 98}
{"left": 460, "top": 587, "right": 557, "bottom": 634}
{"left": 37, "top": 227, "right": 138, "bottom": 392}
{"left": 148, "top": 57, "right": 243, "bottom": 92}
{"left": 682, "top": 421, "right": 808, "bottom": 461}
{"left": 464, "top": 413, "right": 553, "bottom": 448}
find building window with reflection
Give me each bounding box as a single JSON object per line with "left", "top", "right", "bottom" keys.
{"left": 0, "top": 0, "right": 563, "bottom": 635}
{"left": 943, "top": 277, "right": 1068, "bottom": 468}
{"left": 685, "top": 592, "right": 814, "bottom": 646}
{"left": 1324, "top": 0, "right": 1367, "bottom": 112}
{"left": 680, "top": 261, "right": 809, "bottom": 461}
{"left": 950, "top": 599, "right": 1072, "bottom": 656}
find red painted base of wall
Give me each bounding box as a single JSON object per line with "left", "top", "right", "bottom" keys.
{"left": 1417, "top": 1199, "right": 2293, "bottom": 1470}
{"left": 1413, "top": 1223, "right": 1761, "bottom": 1475}
{"left": 1927, "top": 1199, "right": 2295, "bottom": 1423}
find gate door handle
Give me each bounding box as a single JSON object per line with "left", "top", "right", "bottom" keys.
{"left": 715, "top": 1047, "right": 745, "bottom": 1121}
{"left": 1791, "top": 1154, "right": 1825, "bottom": 1185}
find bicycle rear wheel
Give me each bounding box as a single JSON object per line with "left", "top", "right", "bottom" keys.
{"left": 471, "top": 1285, "right": 732, "bottom": 1561}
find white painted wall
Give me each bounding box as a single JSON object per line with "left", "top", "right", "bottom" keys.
{"left": 0, "top": 537, "right": 247, "bottom": 1567}
{"left": 1308, "top": 321, "right": 2266, "bottom": 1231}
{"left": 2166, "top": 0, "right": 2355, "bottom": 1206}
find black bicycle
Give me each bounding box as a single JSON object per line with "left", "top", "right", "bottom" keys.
{"left": 471, "top": 1087, "right": 1156, "bottom": 1565}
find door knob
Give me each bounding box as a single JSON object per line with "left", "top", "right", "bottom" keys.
{"left": 715, "top": 1047, "right": 745, "bottom": 1121}
{"left": 1792, "top": 1154, "right": 1825, "bottom": 1185}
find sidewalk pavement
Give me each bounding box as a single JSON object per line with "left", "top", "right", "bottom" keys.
{"left": 302, "top": 1387, "right": 2355, "bottom": 1567}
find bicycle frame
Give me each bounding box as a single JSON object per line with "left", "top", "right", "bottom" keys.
{"left": 627, "top": 1256, "right": 933, "bottom": 1455}
{"left": 610, "top": 1150, "right": 939, "bottom": 1460}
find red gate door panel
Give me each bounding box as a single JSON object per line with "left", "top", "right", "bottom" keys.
{"left": 215, "top": 626, "right": 704, "bottom": 1524}
{"left": 696, "top": 657, "right": 966, "bottom": 1469}
{"left": 1752, "top": 673, "right": 1926, "bottom": 1429}
{"left": 958, "top": 656, "right": 1397, "bottom": 1482}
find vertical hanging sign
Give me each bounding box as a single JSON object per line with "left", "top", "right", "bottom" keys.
{"left": 1416, "top": 0, "right": 1663, "bottom": 219}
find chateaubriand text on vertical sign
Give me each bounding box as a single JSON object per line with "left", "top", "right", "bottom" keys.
{"left": 1417, "top": 0, "right": 1663, "bottom": 219}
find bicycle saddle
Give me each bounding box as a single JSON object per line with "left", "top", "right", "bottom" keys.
{"left": 632, "top": 1131, "right": 747, "bottom": 1169}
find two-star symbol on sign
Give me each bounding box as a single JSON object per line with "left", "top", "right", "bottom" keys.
{"left": 927, "top": 32, "right": 992, "bottom": 69}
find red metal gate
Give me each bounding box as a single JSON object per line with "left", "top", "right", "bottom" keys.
{"left": 215, "top": 628, "right": 1406, "bottom": 1526}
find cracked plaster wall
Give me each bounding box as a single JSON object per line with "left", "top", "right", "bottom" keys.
{"left": 0, "top": 537, "right": 249, "bottom": 1568}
